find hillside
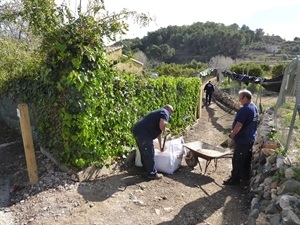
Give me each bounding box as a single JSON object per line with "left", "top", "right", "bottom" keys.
{"left": 117, "top": 22, "right": 300, "bottom": 65}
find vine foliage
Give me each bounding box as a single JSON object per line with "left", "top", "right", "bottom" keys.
{"left": 1, "top": 0, "right": 201, "bottom": 169}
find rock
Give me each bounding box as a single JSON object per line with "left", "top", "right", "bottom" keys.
{"left": 261, "top": 148, "right": 276, "bottom": 157}
{"left": 251, "top": 197, "right": 260, "bottom": 210}
{"left": 256, "top": 212, "right": 268, "bottom": 225}
{"left": 285, "top": 168, "right": 296, "bottom": 179}
{"left": 133, "top": 199, "right": 145, "bottom": 206}
{"left": 282, "top": 208, "right": 300, "bottom": 225}
{"left": 267, "top": 154, "right": 277, "bottom": 165}
{"left": 249, "top": 208, "right": 260, "bottom": 218}
{"left": 265, "top": 202, "right": 280, "bottom": 214}
{"left": 163, "top": 207, "right": 173, "bottom": 213}
{"left": 76, "top": 165, "right": 111, "bottom": 182}
{"left": 277, "top": 157, "right": 285, "bottom": 168}
{"left": 268, "top": 213, "right": 282, "bottom": 225}
{"left": 278, "top": 180, "right": 300, "bottom": 195}
{"left": 279, "top": 195, "right": 299, "bottom": 209}
{"left": 155, "top": 209, "right": 160, "bottom": 215}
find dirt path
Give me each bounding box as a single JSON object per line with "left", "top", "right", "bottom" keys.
{"left": 0, "top": 100, "right": 252, "bottom": 225}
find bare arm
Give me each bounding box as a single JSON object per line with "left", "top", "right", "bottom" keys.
{"left": 159, "top": 118, "right": 168, "bottom": 132}
{"left": 229, "top": 121, "right": 243, "bottom": 139}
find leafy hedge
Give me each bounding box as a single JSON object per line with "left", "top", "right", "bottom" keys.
{"left": 7, "top": 66, "right": 200, "bottom": 169}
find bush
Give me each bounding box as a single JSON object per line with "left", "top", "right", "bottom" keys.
{"left": 229, "top": 63, "right": 264, "bottom": 77}
{"left": 260, "top": 64, "right": 271, "bottom": 72}
{"left": 272, "top": 63, "right": 287, "bottom": 77}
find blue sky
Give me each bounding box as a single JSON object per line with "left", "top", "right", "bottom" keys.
{"left": 59, "top": 0, "right": 300, "bottom": 41}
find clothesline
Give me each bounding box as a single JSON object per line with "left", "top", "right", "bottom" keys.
{"left": 221, "top": 71, "right": 282, "bottom": 93}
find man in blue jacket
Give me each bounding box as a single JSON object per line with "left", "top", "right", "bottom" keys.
{"left": 204, "top": 81, "right": 215, "bottom": 105}
{"left": 132, "top": 104, "right": 173, "bottom": 179}
{"left": 223, "top": 89, "right": 259, "bottom": 188}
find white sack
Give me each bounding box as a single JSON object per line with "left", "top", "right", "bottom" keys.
{"left": 135, "top": 137, "right": 185, "bottom": 173}
{"left": 155, "top": 137, "right": 185, "bottom": 174}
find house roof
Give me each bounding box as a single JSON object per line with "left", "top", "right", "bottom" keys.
{"left": 104, "top": 45, "right": 123, "bottom": 53}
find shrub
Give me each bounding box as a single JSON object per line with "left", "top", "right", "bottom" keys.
{"left": 272, "top": 63, "right": 288, "bottom": 77}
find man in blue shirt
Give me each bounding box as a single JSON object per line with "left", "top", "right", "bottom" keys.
{"left": 223, "top": 90, "right": 259, "bottom": 187}
{"left": 132, "top": 104, "right": 173, "bottom": 179}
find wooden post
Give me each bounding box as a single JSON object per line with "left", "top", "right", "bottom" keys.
{"left": 198, "top": 81, "right": 203, "bottom": 119}
{"left": 17, "top": 103, "right": 38, "bottom": 184}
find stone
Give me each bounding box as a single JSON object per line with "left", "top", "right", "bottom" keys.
{"left": 263, "top": 141, "right": 279, "bottom": 149}
{"left": 268, "top": 213, "right": 281, "bottom": 225}
{"left": 251, "top": 197, "right": 260, "bottom": 210}
{"left": 267, "top": 154, "right": 277, "bottom": 165}
{"left": 249, "top": 208, "right": 260, "bottom": 218}
{"left": 276, "top": 158, "right": 285, "bottom": 168}
{"left": 279, "top": 195, "right": 299, "bottom": 209}
{"left": 265, "top": 202, "right": 280, "bottom": 214}
{"left": 256, "top": 212, "right": 268, "bottom": 225}
{"left": 285, "top": 168, "right": 296, "bottom": 179}
{"left": 76, "top": 165, "right": 112, "bottom": 182}
{"left": 282, "top": 208, "right": 300, "bottom": 225}
{"left": 261, "top": 148, "right": 276, "bottom": 157}
{"left": 278, "top": 180, "right": 300, "bottom": 195}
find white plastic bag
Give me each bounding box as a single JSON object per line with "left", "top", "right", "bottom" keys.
{"left": 155, "top": 137, "right": 185, "bottom": 174}
{"left": 135, "top": 148, "right": 143, "bottom": 167}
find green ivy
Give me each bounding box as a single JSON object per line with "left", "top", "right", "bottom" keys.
{"left": 1, "top": 1, "right": 200, "bottom": 170}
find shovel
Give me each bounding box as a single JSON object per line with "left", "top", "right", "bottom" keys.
{"left": 161, "top": 131, "right": 171, "bottom": 151}
{"left": 220, "top": 137, "right": 235, "bottom": 148}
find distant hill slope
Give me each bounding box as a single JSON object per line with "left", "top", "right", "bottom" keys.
{"left": 115, "top": 22, "right": 300, "bottom": 64}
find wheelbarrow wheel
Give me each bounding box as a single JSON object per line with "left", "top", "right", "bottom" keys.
{"left": 185, "top": 150, "right": 198, "bottom": 168}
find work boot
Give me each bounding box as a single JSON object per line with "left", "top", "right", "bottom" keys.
{"left": 147, "top": 173, "right": 163, "bottom": 180}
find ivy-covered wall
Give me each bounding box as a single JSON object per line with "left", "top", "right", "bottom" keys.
{"left": 1, "top": 70, "right": 201, "bottom": 170}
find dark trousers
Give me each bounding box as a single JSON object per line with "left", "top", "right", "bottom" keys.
{"left": 205, "top": 92, "right": 213, "bottom": 104}
{"left": 132, "top": 132, "right": 157, "bottom": 176}
{"left": 231, "top": 142, "right": 253, "bottom": 181}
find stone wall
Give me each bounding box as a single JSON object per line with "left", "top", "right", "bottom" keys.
{"left": 247, "top": 108, "right": 300, "bottom": 225}
{"left": 213, "top": 86, "right": 241, "bottom": 113}
{"left": 0, "top": 96, "right": 22, "bottom": 132}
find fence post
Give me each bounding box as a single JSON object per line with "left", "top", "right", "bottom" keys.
{"left": 199, "top": 83, "right": 202, "bottom": 118}
{"left": 17, "top": 103, "right": 38, "bottom": 184}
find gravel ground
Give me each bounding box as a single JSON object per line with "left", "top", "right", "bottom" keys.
{"left": 0, "top": 100, "right": 253, "bottom": 225}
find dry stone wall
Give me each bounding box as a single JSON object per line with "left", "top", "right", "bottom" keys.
{"left": 0, "top": 96, "right": 21, "bottom": 132}
{"left": 248, "top": 108, "right": 300, "bottom": 225}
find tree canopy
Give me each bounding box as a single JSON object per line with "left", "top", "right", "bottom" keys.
{"left": 117, "top": 21, "right": 300, "bottom": 64}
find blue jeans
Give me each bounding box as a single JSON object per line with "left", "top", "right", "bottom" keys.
{"left": 231, "top": 142, "right": 253, "bottom": 181}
